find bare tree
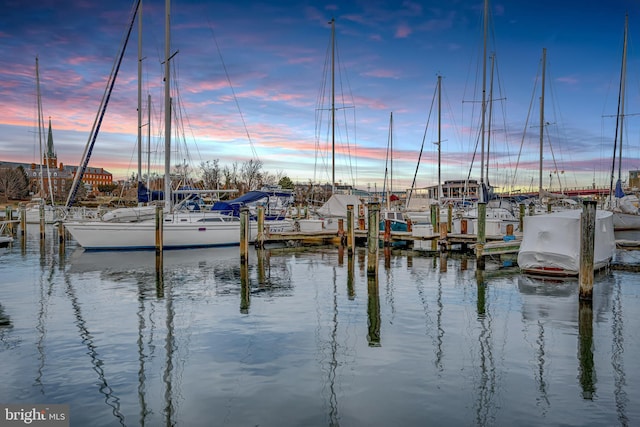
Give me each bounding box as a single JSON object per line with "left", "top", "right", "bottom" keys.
{"left": 223, "top": 162, "right": 240, "bottom": 193}
{"left": 241, "top": 159, "right": 263, "bottom": 191}
{"left": 200, "top": 160, "right": 221, "bottom": 190}
{"left": 0, "top": 167, "right": 29, "bottom": 201}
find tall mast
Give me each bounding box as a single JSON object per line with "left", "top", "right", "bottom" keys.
{"left": 437, "top": 75, "right": 442, "bottom": 202}
{"left": 147, "top": 93, "right": 151, "bottom": 193}
{"left": 386, "top": 112, "right": 393, "bottom": 210}
{"left": 539, "top": 47, "right": 546, "bottom": 197}
{"left": 35, "top": 57, "right": 45, "bottom": 200}
{"left": 164, "top": 0, "right": 171, "bottom": 210}
{"left": 610, "top": 15, "right": 628, "bottom": 205}
{"left": 486, "top": 53, "right": 495, "bottom": 186}
{"left": 330, "top": 18, "right": 336, "bottom": 193}
{"left": 137, "top": 0, "right": 143, "bottom": 192}
{"left": 480, "top": 0, "right": 488, "bottom": 201}
{"left": 618, "top": 16, "right": 628, "bottom": 185}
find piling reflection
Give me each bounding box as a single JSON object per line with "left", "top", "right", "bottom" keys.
{"left": 578, "top": 299, "right": 596, "bottom": 399}
{"left": 240, "top": 260, "right": 250, "bottom": 313}
{"left": 367, "top": 272, "right": 381, "bottom": 347}
{"left": 347, "top": 254, "right": 355, "bottom": 300}
{"left": 611, "top": 275, "right": 628, "bottom": 424}
{"left": 474, "top": 268, "right": 496, "bottom": 427}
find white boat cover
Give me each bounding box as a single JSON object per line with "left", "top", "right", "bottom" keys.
{"left": 315, "top": 195, "right": 368, "bottom": 218}
{"left": 517, "top": 209, "right": 615, "bottom": 275}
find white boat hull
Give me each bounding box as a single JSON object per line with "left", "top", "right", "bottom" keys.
{"left": 64, "top": 214, "right": 294, "bottom": 251}
{"left": 612, "top": 211, "right": 640, "bottom": 231}
{"left": 517, "top": 210, "right": 615, "bottom": 276}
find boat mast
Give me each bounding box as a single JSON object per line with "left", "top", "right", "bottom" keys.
{"left": 486, "top": 53, "right": 495, "bottom": 188}
{"left": 480, "top": 0, "right": 488, "bottom": 201}
{"left": 147, "top": 93, "right": 151, "bottom": 194}
{"left": 35, "top": 57, "right": 45, "bottom": 201}
{"left": 137, "top": 0, "right": 143, "bottom": 197}
{"left": 610, "top": 15, "right": 628, "bottom": 205}
{"left": 330, "top": 17, "right": 336, "bottom": 194}
{"left": 164, "top": 0, "right": 171, "bottom": 211}
{"left": 539, "top": 47, "right": 546, "bottom": 198}
{"left": 386, "top": 112, "right": 393, "bottom": 210}
{"left": 437, "top": 75, "right": 442, "bottom": 202}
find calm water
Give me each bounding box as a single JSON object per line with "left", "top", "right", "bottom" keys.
{"left": 1, "top": 227, "right": 639, "bottom": 426}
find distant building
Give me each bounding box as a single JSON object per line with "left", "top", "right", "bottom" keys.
{"left": 0, "top": 119, "right": 112, "bottom": 201}
{"left": 629, "top": 170, "right": 640, "bottom": 190}
{"left": 409, "top": 179, "right": 480, "bottom": 201}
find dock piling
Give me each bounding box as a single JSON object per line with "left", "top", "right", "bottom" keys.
{"left": 579, "top": 200, "right": 596, "bottom": 300}
{"left": 367, "top": 202, "right": 380, "bottom": 275}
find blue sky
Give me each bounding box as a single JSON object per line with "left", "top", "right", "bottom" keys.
{"left": 1, "top": 0, "right": 640, "bottom": 193}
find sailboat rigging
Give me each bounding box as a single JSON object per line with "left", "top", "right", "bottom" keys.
{"left": 62, "top": 0, "right": 293, "bottom": 250}
{"left": 607, "top": 15, "right": 640, "bottom": 230}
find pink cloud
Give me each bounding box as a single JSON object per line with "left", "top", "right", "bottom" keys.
{"left": 395, "top": 23, "right": 412, "bottom": 38}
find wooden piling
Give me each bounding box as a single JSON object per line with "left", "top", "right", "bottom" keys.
{"left": 519, "top": 204, "right": 525, "bottom": 232}
{"left": 528, "top": 202, "right": 534, "bottom": 216}
{"left": 383, "top": 219, "right": 391, "bottom": 246}
{"left": 506, "top": 223, "right": 514, "bottom": 236}
{"left": 579, "top": 200, "right": 596, "bottom": 300}
{"left": 447, "top": 203, "right": 452, "bottom": 233}
{"left": 240, "top": 207, "right": 249, "bottom": 262}
{"left": 438, "top": 222, "right": 448, "bottom": 252}
{"left": 358, "top": 204, "right": 366, "bottom": 230}
{"left": 20, "top": 204, "right": 26, "bottom": 236}
{"left": 256, "top": 206, "right": 265, "bottom": 249}
{"left": 155, "top": 206, "right": 164, "bottom": 255}
{"left": 367, "top": 202, "right": 380, "bottom": 275}
{"left": 477, "top": 202, "right": 486, "bottom": 244}
{"left": 346, "top": 204, "right": 354, "bottom": 254}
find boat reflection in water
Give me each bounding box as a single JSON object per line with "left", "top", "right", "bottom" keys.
{"left": 517, "top": 273, "right": 625, "bottom": 417}
{"left": 3, "top": 226, "right": 640, "bottom": 426}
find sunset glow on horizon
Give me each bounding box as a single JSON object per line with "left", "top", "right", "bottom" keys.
{"left": 2, "top": 0, "right": 640, "bottom": 193}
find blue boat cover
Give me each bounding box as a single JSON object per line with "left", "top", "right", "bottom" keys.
{"left": 615, "top": 179, "right": 625, "bottom": 198}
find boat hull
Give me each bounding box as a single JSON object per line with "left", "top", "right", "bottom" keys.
{"left": 612, "top": 211, "right": 640, "bottom": 231}
{"left": 517, "top": 210, "right": 615, "bottom": 276}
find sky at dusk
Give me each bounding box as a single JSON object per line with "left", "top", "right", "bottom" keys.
{"left": 2, "top": 0, "right": 640, "bottom": 193}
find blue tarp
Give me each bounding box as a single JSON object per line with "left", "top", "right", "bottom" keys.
{"left": 211, "top": 191, "right": 272, "bottom": 217}
{"left": 615, "top": 179, "right": 625, "bottom": 198}
{"left": 138, "top": 182, "right": 163, "bottom": 203}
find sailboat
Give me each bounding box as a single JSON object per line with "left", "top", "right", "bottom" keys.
{"left": 26, "top": 57, "right": 58, "bottom": 224}
{"left": 608, "top": 15, "right": 640, "bottom": 231}
{"left": 380, "top": 112, "right": 408, "bottom": 232}
{"left": 63, "top": 0, "right": 292, "bottom": 251}
{"left": 299, "top": 17, "right": 369, "bottom": 232}
{"left": 517, "top": 51, "right": 615, "bottom": 276}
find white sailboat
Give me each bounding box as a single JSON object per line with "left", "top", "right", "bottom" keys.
{"left": 608, "top": 15, "right": 640, "bottom": 230}
{"left": 26, "top": 57, "right": 58, "bottom": 224}
{"left": 64, "top": 0, "right": 291, "bottom": 251}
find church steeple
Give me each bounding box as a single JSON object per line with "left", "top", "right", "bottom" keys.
{"left": 44, "top": 117, "right": 57, "bottom": 168}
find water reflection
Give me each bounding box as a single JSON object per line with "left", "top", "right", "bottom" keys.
{"left": 2, "top": 229, "right": 638, "bottom": 426}
{"left": 578, "top": 300, "right": 595, "bottom": 399}
{"left": 367, "top": 273, "right": 381, "bottom": 347}
{"left": 63, "top": 272, "right": 126, "bottom": 425}
{"left": 474, "top": 271, "right": 496, "bottom": 427}
{"left": 611, "top": 275, "right": 629, "bottom": 425}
